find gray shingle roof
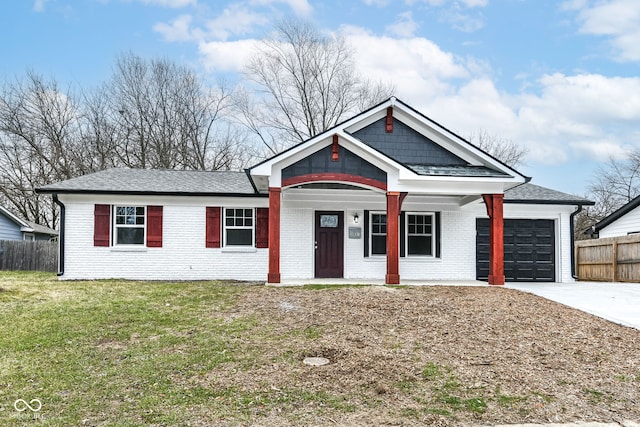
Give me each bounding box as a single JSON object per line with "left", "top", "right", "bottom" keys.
{"left": 38, "top": 168, "right": 257, "bottom": 195}
{"left": 25, "top": 220, "right": 58, "bottom": 236}
{"left": 38, "top": 169, "right": 592, "bottom": 206}
{"left": 407, "top": 164, "right": 510, "bottom": 178}
{"left": 504, "top": 183, "right": 593, "bottom": 205}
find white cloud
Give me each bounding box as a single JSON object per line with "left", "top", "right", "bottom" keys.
{"left": 193, "top": 22, "right": 640, "bottom": 167}
{"left": 33, "top": 0, "right": 49, "bottom": 12}
{"left": 571, "top": 0, "right": 640, "bottom": 62}
{"left": 457, "top": 0, "right": 488, "bottom": 7}
{"left": 154, "top": 14, "right": 194, "bottom": 42}
{"left": 139, "top": 0, "right": 197, "bottom": 7}
{"left": 249, "top": 0, "right": 313, "bottom": 16}
{"left": 407, "top": 0, "right": 487, "bottom": 7}
{"left": 440, "top": 8, "right": 484, "bottom": 32}
{"left": 385, "top": 11, "right": 419, "bottom": 37}
{"left": 198, "top": 39, "right": 258, "bottom": 72}
{"left": 202, "top": 4, "right": 268, "bottom": 40}
{"left": 154, "top": 4, "right": 268, "bottom": 42}
{"left": 362, "top": 0, "right": 390, "bottom": 6}
{"left": 560, "top": 0, "right": 588, "bottom": 11}
{"left": 347, "top": 32, "right": 640, "bottom": 165}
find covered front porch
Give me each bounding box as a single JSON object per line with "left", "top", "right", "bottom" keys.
{"left": 248, "top": 98, "right": 528, "bottom": 287}
{"left": 263, "top": 184, "right": 507, "bottom": 286}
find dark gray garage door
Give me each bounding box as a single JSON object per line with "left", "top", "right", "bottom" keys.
{"left": 476, "top": 219, "right": 555, "bottom": 282}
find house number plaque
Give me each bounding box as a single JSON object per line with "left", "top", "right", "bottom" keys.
{"left": 348, "top": 227, "right": 362, "bottom": 239}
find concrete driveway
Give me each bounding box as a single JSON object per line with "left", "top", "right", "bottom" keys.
{"left": 506, "top": 281, "right": 640, "bottom": 330}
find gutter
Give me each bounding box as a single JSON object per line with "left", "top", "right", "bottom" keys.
{"left": 570, "top": 204, "right": 583, "bottom": 280}
{"left": 52, "top": 193, "right": 65, "bottom": 277}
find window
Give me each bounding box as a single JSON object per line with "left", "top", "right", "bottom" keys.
{"left": 370, "top": 212, "right": 387, "bottom": 255}
{"left": 114, "top": 206, "right": 145, "bottom": 245}
{"left": 225, "top": 208, "right": 254, "bottom": 246}
{"left": 406, "top": 213, "right": 434, "bottom": 256}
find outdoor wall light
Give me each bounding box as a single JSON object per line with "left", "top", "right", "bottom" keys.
{"left": 353, "top": 213, "right": 359, "bottom": 224}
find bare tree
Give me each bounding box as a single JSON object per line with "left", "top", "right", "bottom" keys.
{"left": 0, "top": 56, "right": 253, "bottom": 228}
{"left": 241, "top": 19, "right": 395, "bottom": 154}
{"left": 108, "top": 53, "right": 248, "bottom": 171}
{"left": 589, "top": 154, "right": 640, "bottom": 212}
{"left": 0, "top": 72, "right": 91, "bottom": 227}
{"left": 468, "top": 129, "right": 528, "bottom": 168}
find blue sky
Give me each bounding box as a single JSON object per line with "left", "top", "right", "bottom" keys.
{"left": 2, "top": 0, "right": 640, "bottom": 197}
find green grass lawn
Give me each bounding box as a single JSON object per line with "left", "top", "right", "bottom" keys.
{"left": 1, "top": 272, "right": 252, "bottom": 426}
{"left": 2, "top": 272, "right": 639, "bottom": 426}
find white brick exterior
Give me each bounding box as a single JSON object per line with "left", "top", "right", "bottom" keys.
{"left": 59, "top": 194, "right": 268, "bottom": 281}
{"left": 57, "top": 190, "right": 578, "bottom": 283}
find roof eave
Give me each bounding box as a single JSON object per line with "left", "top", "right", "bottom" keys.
{"left": 505, "top": 199, "right": 596, "bottom": 206}
{"left": 0, "top": 205, "right": 30, "bottom": 228}
{"left": 37, "top": 189, "right": 268, "bottom": 197}
{"left": 593, "top": 194, "right": 640, "bottom": 232}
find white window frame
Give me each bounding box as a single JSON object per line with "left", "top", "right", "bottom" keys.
{"left": 113, "top": 206, "right": 146, "bottom": 246}
{"left": 369, "top": 211, "right": 387, "bottom": 256}
{"left": 405, "top": 212, "right": 435, "bottom": 257}
{"left": 223, "top": 207, "right": 255, "bottom": 247}
{"left": 23, "top": 233, "right": 35, "bottom": 241}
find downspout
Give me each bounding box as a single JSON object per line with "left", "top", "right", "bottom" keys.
{"left": 52, "top": 193, "right": 65, "bottom": 277}
{"left": 569, "top": 204, "right": 583, "bottom": 280}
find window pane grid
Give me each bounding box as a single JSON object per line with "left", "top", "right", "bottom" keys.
{"left": 225, "top": 208, "right": 254, "bottom": 246}
{"left": 407, "top": 213, "right": 434, "bottom": 256}
{"left": 114, "top": 206, "right": 145, "bottom": 245}
{"left": 371, "top": 212, "right": 387, "bottom": 255}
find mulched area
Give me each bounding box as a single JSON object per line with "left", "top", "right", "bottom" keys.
{"left": 200, "top": 285, "right": 640, "bottom": 426}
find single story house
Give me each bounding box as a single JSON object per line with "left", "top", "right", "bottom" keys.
{"left": 590, "top": 195, "right": 640, "bottom": 238}
{"left": 0, "top": 205, "right": 58, "bottom": 241}
{"left": 38, "top": 97, "right": 592, "bottom": 284}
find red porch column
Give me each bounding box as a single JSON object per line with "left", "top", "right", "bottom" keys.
{"left": 268, "top": 187, "right": 281, "bottom": 283}
{"left": 386, "top": 192, "right": 401, "bottom": 285}
{"left": 482, "top": 193, "right": 505, "bottom": 286}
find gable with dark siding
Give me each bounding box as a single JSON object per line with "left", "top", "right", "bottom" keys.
{"left": 352, "top": 117, "right": 467, "bottom": 166}
{"left": 282, "top": 145, "right": 387, "bottom": 183}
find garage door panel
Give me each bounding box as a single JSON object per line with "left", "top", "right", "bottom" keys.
{"left": 476, "top": 218, "right": 555, "bottom": 282}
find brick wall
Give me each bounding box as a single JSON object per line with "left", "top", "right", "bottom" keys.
{"left": 61, "top": 195, "right": 268, "bottom": 281}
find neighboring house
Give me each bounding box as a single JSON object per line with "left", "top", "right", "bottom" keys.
{"left": 0, "top": 205, "right": 58, "bottom": 241}
{"left": 591, "top": 195, "right": 640, "bottom": 238}
{"left": 38, "top": 97, "right": 592, "bottom": 284}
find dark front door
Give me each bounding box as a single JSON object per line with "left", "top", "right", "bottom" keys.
{"left": 315, "top": 211, "right": 344, "bottom": 278}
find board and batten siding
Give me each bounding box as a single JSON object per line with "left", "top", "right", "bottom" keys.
{"left": 59, "top": 195, "right": 268, "bottom": 281}
{"left": 599, "top": 206, "right": 640, "bottom": 238}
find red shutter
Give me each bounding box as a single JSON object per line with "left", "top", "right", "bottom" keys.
{"left": 256, "top": 207, "right": 269, "bottom": 248}
{"left": 94, "top": 204, "right": 111, "bottom": 247}
{"left": 146, "top": 206, "right": 163, "bottom": 248}
{"left": 206, "top": 207, "right": 221, "bottom": 248}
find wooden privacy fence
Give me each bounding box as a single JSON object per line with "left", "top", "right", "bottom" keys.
{"left": 575, "top": 234, "right": 640, "bottom": 282}
{"left": 0, "top": 240, "right": 58, "bottom": 272}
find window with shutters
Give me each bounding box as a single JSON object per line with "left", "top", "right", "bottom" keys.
{"left": 94, "top": 204, "right": 162, "bottom": 248}
{"left": 114, "top": 206, "right": 145, "bottom": 245}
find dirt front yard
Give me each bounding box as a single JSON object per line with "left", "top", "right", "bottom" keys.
{"left": 198, "top": 284, "right": 640, "bottom": 426}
